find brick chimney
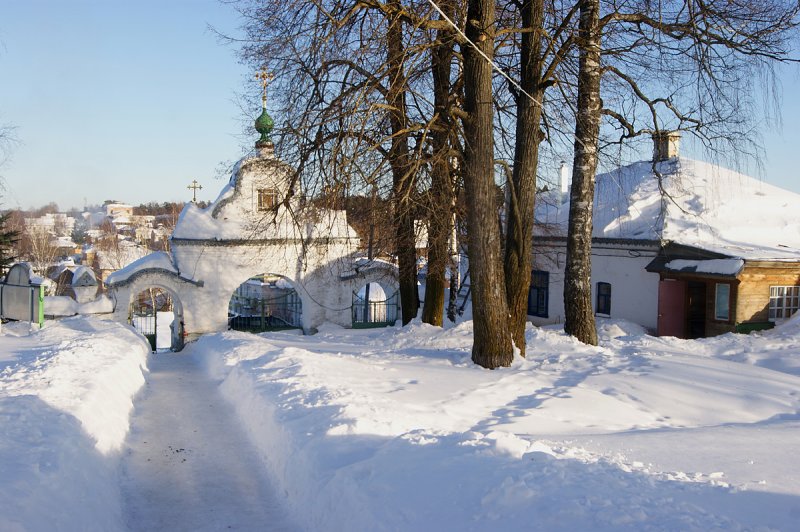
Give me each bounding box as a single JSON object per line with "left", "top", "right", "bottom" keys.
{"left": 652, "top": 131, "right": 681, "bottom": 162}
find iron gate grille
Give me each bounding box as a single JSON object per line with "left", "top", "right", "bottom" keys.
{"left": 228, "top": 291, "right": 302, "bottom": 332}
{"left": 352, "top": 290, "right": 399, "bottom": 328}
{"left": 130, "top": 290, "right": 173, "bottom": 352}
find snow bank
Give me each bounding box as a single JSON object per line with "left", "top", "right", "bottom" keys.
{"left": 44, "top": 295, "right": 78, "bottom": 316}
{"left": 194, "top": 321, "right": 800, "bottom": 531}
{"left": 0, "top": 317, "right": 150, "bottom": 531}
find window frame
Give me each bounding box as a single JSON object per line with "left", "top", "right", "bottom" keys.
{"left": 595, "top": 281, "right": 612, "bottom": 316}
{"left": 769, "top": 285, "right": 800, "bottom": 321}
{"left": 714, "top": 282, "right": 731, "bottom": 322}
{"left": 527, "top": 270, "right": 549, "bottom": 318}
{"left": 257, "top": 188, "right": 279, "bottom": 212}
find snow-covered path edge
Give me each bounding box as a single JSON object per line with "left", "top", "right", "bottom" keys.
{"left": 0, "top": 317, "right": 151, "bottom": 532}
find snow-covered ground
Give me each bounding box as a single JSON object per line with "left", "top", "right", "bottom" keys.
{"left": 2, "top": 314, "right": 799, "bottom": 530}
{"left": 0, "top": 317, "right": 149, "bottom": 531}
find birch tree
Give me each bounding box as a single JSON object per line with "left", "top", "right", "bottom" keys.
{"left": 562, "top": 0, "right": 800, "bottom": 344}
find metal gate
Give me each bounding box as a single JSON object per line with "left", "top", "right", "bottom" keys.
{"left": 129, "top": 288, "right": 175, "bottom": 352}
{"left": 352, "top": 289, "right": 399, "bottom": 328}
{"left": 228, "top": 291, "right": 302, "bottom": 332}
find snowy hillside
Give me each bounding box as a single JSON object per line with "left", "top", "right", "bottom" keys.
{"left": 4, "top": 314, "right": 798, "bottom": 530}
{"left": 540, "top": 158, "right": 800, "bottom": 260}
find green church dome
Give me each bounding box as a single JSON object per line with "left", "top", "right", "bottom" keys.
{"left": 255, "top": 107, "right": 274, "bottom": 148}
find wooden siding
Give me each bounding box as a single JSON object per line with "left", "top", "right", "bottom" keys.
{"left": 736, "top": 263, "right": 800, "bottom": 324}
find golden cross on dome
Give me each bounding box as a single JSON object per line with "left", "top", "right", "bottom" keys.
{"left": 187, "top": 179, "right": 203, "bottom": 203}
{"left": 256, "top": 69, "right": 274, "bottom": 107}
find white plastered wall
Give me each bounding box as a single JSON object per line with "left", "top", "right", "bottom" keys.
{"left": 530, "top": 242, "right": 660, "bottom": 333}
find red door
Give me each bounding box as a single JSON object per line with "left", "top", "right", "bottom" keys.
{"left": 658, "top": 279, "right": 687, "bottom": 338}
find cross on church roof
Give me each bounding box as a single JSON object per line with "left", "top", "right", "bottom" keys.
{"left": 254, "top": 69, "right": 275, "bottom": 148}
{"left": 256, "top": 69, "right": 274, "bottom": 108}
{"left": 187, "top": 179, "right": 203, "bottom": 203}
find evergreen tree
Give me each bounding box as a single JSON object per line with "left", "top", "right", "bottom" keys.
{"left": 0, "top": 210, "right": 20, "bottom": 275}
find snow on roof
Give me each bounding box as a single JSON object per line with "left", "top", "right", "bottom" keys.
{"left": 538, "top": 158, "right": 800, "bottom": 260}
{"left": 105, "top": 251, "right": 178, "bottom": 285}
{"left": 664, "top": 258, "right": 745, "bottom": 276}
{"left": 71, "top": 265, "right": 97, "bottom": 286}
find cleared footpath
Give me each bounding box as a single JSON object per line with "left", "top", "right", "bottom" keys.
{"left": 119, "top": 348, "right": 298, "bottom": 532}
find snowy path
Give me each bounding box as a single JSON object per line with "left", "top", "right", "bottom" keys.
{"left": 119, "top": 349, "right": 298, "bottom": 532}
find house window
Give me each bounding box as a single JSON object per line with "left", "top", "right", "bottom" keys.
{"left": 527, "top": 270, "right": 549, "bottom": 318}
{"left": 769, "top": 286, "right": 800, "bottom": 321}
{"left": 596, "top": 282, "right": 611, "bottom": 316}
{"left": 257, "top": 188, "right": 279, "bottom": 211}
{"left": 714, "top": 283, "right": 731, "bottom": 321}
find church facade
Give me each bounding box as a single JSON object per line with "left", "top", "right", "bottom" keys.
{"left": 105, "top": 108, "right": 398, "bottom": 350}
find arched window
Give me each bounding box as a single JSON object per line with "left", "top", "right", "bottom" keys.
{"left": 596, "top": 282, "right": 611, "bottom": 316}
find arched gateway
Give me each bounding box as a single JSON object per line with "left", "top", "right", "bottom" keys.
{"left": 106, "top": 109, "right": 398, "bottom": 347}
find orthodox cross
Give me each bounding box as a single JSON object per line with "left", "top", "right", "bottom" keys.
{"left": 187, "top": 179, "right": 203, "bottom": 203}
{"left": 256, "top": 69, "right": 274, "bottom": 108}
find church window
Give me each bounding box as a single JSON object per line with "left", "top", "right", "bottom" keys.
{"left": 257, "top": 188, "right": 279, "bottom": 211}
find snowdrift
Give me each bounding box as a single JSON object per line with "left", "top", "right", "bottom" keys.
{"left": 0, "top": 317, "right": 150, "bottom": 531}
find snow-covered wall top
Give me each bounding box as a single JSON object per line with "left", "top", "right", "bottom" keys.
{"left": 538, "top": 158, "right": 800, "bottom": 260}
{"left": 105, "top": 252, "right": 177, "bottom": 285}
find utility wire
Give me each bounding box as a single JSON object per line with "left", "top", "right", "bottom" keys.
{"left": 425, "top": 0, "right": 543, "bottom": 109}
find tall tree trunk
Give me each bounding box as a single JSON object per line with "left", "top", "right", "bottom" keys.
{"left": 564, "top": 0, "right": 600, "bottom": 345}
{"left": 387, "top": 0, "right": 419, "bottom": 324}
{"left": 504, "top": 0, "right": 546, "bottom": 353}
{"left": 421, "top": 0, "right": 457, "bottom": 327}
{"left": 462, "top": 0, "right": 513, "bottom": 368}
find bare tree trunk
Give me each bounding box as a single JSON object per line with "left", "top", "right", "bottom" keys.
{"left": 387, "top": 0, "right": 419, "bottom": 325}
{"left": 421, "top": 0, "right": 457, "bottom": 327}
{"left": 504, "top": 0, "right": 546, "bottom": 353}
{"left": 463, "top": 0, "right": 513, "bottom": 368}
{"left": 564, "top": 0, "right": 600, "bottom": 346}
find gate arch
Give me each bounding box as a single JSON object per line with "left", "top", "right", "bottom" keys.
{"left": 352, "top": 280, "right": 399, "bottom": 328}
{"left": 228, "top": 273, "right": 303, "bottom": 332}
{"left": 128, "top": 283, "right": 185, "bottom": 352}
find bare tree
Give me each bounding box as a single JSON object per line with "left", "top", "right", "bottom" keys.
{"left": 420, "top": 0, "right": 459, "bottom": 326}
{"left": 462, "top": 0, "right": 514, "bottom": 367}
{"left": 0, "top": 126, "right": 20, "bottom": 274}
{"left": 24, "top": 225, "right": 60, "bottom": 276}
{"left": 564, "top": 0, "right": 601, "bottom": 345}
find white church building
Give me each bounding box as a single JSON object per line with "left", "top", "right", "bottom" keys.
{"left": 106, "top": 105, "right": 398, "bottom": 350}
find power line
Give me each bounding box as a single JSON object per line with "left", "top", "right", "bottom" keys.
{"left": 425, "top": 0, "right": 543, "bottom": 109}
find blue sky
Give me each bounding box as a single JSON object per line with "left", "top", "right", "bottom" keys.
{"left": 0, "top": 0, "right": 249, "bottom": 210}
{"left": 0, "top": 1, "right": 798, "bottom": 212}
